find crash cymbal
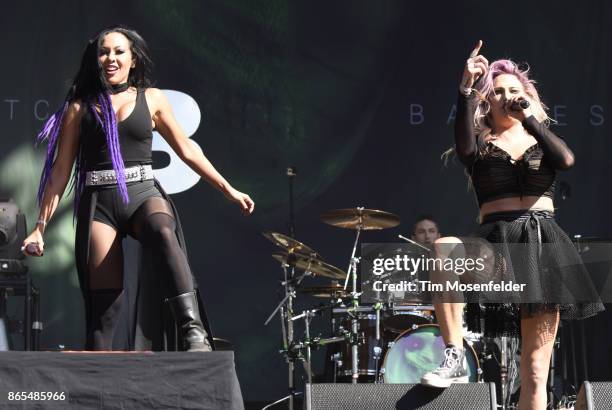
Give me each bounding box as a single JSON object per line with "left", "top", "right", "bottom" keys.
{"left": 299, "top": 285, "right": 349, "bottom": 298}
{"left": 320, "top": 208, "right": 400, "bottom": 230}
{"left": 262, "top": 232, "right": 318, "bottom": 256}
{"left": 272, "top": 253, "right": 346, "bottom": 280}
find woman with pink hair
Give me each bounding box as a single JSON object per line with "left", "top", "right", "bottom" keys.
{"left": 421, "top": 41, "right": 602, "bottom": 410}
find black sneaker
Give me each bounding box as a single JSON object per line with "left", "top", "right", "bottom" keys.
{"left": 420, "top": 346, "right": 469, "bottom": 388}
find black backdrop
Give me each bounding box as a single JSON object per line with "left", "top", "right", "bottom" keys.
{"left": 1, "top": 0, "right": 611, "bottom": 402}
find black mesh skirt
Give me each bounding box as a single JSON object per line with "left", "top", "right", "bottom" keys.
{"left": 464, "top": 209, "right": 604, "bottom": 337}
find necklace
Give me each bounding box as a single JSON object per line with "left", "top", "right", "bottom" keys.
{"left": 109, "top": 82, "right": 130, "bottom": 94}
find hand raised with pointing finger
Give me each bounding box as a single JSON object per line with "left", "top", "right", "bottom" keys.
{"left": 461, "top": 40, "right": 489, "bottom": 89}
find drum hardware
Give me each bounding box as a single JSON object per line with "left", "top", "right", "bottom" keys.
{"left": 260, "top": 168, "right": 300, "bottom": 410}
{"left": 398, "top": 234, "right": 432, "bottom": 252}
{"left": 291, "top": 303, "right": 340, "bottom": 383}
{"left": 301, "top": 309, "right": 314, "bottom": 384}
{"left": 262, "top": 258, "right": 297, "bottom": 409}
{"left": 285, "top": 306, "right": 348, "bottom": 385}
{"left": 330, "top": 352, "right": 342, "bottom": 383}
{"left": 373, "top": 346, "right": 383, "bottom": 383}
{"left": 263, "top": 235, "right": 329, "bottom": 410}
{"left": 321, "top": 207, "right": 401, "bottom": 383}
{"left": 283, "top": 334, "right": 347, "bottom": 354}
{"left": 313, "top": 335, "right": 349, "bottom": 347}
{"left": 264, "top": 257, "right": 310, "bottom": 327}
{"left": 261, "top": 392, "right": 303, "bottom": 410}
{"left": 373, "top": 302, "right": 383, "bottom": 341}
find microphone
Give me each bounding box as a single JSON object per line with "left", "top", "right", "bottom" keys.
{"left": 509, "top": 99, "right": 530, "bottom": 111}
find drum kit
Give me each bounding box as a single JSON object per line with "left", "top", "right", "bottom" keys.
{"left": 263, "top": 207, "right": 496, "bottom": 409}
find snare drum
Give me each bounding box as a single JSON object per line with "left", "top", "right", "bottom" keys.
{"left": 382, "top": 324, "right": 480, "bottom": 383}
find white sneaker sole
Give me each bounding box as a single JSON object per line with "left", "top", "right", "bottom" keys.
{"left": 420, "top": 375, "right": 469, "bottom": 389}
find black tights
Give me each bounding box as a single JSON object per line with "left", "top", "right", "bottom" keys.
{"left": 86, "top": 197, "right": 194, "bottom": 350}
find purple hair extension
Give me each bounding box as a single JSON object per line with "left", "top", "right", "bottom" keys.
{"left": 90, "top": 92, "right": 129, "bottom": 204}
{"left": 36, "top": 101, "right": 69, "bottom": 205}
{"left": 36, "top": 100, "right": 88, "bottom": 217}
{"left": 36, "top": 91, "right": 130, "bottom": 219}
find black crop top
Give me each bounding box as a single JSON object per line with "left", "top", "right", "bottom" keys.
{"left": 454, "top": 92, "right": 575, "bottom": 206}
{"left": 80, "top": 88, "right": 153, "bottom": 171}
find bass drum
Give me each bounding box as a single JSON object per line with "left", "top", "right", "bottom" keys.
{"left": 382, "top": 324, "right": 480, "bottom": 383}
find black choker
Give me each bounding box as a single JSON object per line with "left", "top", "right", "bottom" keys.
{"left": 109, "top": 83, "right": 130, "bottom": 94}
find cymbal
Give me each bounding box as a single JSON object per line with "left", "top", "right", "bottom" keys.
{"left": 262, "top": 232, "right": 318, "bottom": 256}
{"left": 272, "top": 253, "right": 346, "bottom": 280}
{"left": 299, "top": 285, "right": 349, "bottom": 298}
{"left": 320, "top": 208, "right": 400, "bottom": 230}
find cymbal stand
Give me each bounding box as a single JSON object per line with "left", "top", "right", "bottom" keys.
{"left": 264, "top": 263, "right": 312, "bottom": 326}
{"left": 290, "top": 309, "right": 317, "bottom": 385}
{"left": 371, "top": 266, "right": 383, "bottom": 343}
{"left": 372, "top": 272, "right": 384, "bottom": 382}
{"left": 264, "top": 262, "right": 312, "bottom": 410}
{"left": 343, "top": 213, "right": 363, "bottom": 383}
{"left": 263, "top": 166, "right": 299, "bottom": 410}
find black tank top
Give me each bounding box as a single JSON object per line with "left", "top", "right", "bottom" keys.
{"left": 80, "top": 88, "right": 153, "bottom": 170}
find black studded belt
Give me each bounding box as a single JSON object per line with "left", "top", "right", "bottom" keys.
{"left": 85, "top": 164, "right": 154, "bottom": 186}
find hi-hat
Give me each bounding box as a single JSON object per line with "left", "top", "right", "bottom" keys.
{"left": 272, "top": 253, "right": 346, "bottom": 279}
{"left": 320, "top": 208, "right": 400, "bottom": 230}
{"left": 263, "top": 232, "right": 318, "bottom": 256}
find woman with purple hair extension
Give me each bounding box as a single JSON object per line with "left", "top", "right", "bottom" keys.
{"left": 21, "top": 26, "right": 254, "bottom": 352}
{"left": 420, "top": 41, "right": 602, "bottom": 409}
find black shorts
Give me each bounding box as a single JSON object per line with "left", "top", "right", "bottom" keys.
{"left": 91, "top": 179, "right": 162, "bottom": 234}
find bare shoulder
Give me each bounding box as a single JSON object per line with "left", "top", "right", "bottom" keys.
{"left": 145, "top": 88, "right": 169, "bottom": 104}
{"left": 145, "top": 87, "right": 165, "bottom": 98}
{"left": 145, "top": 88, "right": 171, "bottom": 115}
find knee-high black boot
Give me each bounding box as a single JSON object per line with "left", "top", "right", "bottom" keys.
{"left": 167, "top": 291, "right": 211, "bottom": 352}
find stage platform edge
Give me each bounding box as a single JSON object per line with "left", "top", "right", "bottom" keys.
{"left": 0, "top": 351, "right": 244, "bottom": 409}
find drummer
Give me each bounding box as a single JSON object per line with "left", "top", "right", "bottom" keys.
{"left": 411, "top": 214, "right": 441, "bottom": 246}
{"left": 387, "top": 215, "right": 441, "bottom": 303}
